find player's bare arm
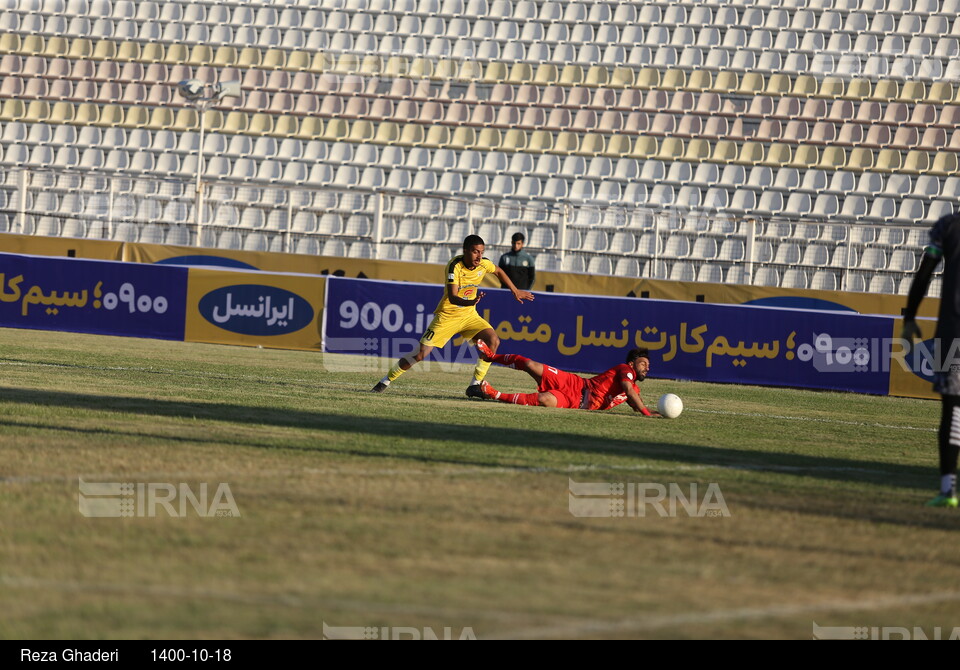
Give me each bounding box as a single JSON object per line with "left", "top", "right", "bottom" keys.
{"left": 494, "top": 266, "right": 535, "bottom": 303}
{"left": 623, "top": 380, "right": 659, "bottom": 417}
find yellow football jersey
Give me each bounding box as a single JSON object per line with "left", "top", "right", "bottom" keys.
{"left": 434, "top": 256, "right": 498, "bottom": 316}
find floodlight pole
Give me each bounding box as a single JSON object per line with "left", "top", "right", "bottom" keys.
{"left": 195, "top": 98, "right": 209, "bottom": 247}
{"left": 178, "top": 79, "right": 240, "bottom": 247}
{"left": 196, "top": 100, "right": 207, "bottom": 198}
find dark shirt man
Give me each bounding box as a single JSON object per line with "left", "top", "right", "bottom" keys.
{"left": 902, "top": 212, "right": 960, "bottom": 507}
{"left": 498, "top": 232, "right": 536, "bottom": 290}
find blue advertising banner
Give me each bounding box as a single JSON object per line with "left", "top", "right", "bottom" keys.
{"left": 0, "top": 252, "right": 187, "bottom": 340}
{"left": 324, "top": 277, "right": 892, "bottom": 395}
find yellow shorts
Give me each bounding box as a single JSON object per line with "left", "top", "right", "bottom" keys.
{"left": 420, "top": 310, "right": 492, "bottom": 348}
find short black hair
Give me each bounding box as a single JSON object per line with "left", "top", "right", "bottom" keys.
{"left": 511, "top": 232, "right": 525, "bottom": 243}
{"left": 463, "top": 234, "right": 485, "bottom": 250}
{"left": 626, "top": 348, "right": 649, "bottom": 364}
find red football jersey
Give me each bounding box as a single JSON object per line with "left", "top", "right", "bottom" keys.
{"left": 584, "top": 363, "right": 640, "bottom": 411}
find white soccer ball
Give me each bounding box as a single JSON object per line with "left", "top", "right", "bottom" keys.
{"left": 657, "top": 393, "right": 683, "bottom": 419}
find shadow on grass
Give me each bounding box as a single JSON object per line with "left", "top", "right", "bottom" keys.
{"left": 0, "top": 385, "right": 935, "bottom": 486}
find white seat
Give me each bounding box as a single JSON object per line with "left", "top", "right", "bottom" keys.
{"left": 691, "top": 237, "right": 718, "bottom": 260}
{"left": 348, "top": 242, "right": 375, "bottom": 259}
{"left": 839, "top": 196, "right": 868, "bottom": 221}
{"left": 664, "top": 234, "right": 690, "bottom": 258}
{"left": 610, "top": 232, "right": 636, "bottom": 254}
{"left": 753, "top": 267, "right": 780, "bottom": 286}
{"left": 869, "top": 198, "right": 897, "bottom": 221}
{"left": 782, "top": 269, "right": 808, "bottom": 289}
{"left": 753, "top": 241, "right": 774, "bottom": 264}
{"left": 333, "top": 165, "right": 360, "bottom": 188}
{"left": 529, "top": 226, "right": 555, "bottom": 249}
{"left": 696, "top": 264, "right": 723, "bottom": 283}
{"left": 395, "top": 219, "right": 425, "bottom": 242}
{"left": 889, "top": 249, "right": 917, "bottom": 273}
{"left": 291, "top": 212, "right": 317, "bottom": 233}
{"left": 561, "top": 255, "right": 586, "bottom": 273}
{"left": 927, "top": 201, "right": 955, "bottom": 223}
{"left": 587, "top": 256, "right": 612, "bottom": 275}
{"left": 238, "top": 208, "right": 265, "bottom": 230}
{"left": 859, "top": 248, "right": 887, "bottom": 270}
{"left": 294, "top": 237, "right": 320, "bottom": 256}
{"left": 896, "top": 199, "right": 926, "bottom": 225}
{"left": 810, "top": 270, "right": 838, "bottom": 292}
{"left": 582, "top": 230, "right": 608, "bottom": 252}
{"left": 614, "top": 258, "right": 640, "bottom": 277}
{"left": 669, "top": 261, "right": 695, "bottom": 282}
{"left": 868, "top": 275, "right": 895, "bottom": 295}
{"left": 728, "top": 190, "right": 757, "bottom": 214}
{"left": 773, "top": 242, "right": 801, "bottom": 265}
{"left": 322, "top": 239, "right": 347, "bottom": 257}
{"left": 634, "top": 231, "right": 660, "bottom": 256}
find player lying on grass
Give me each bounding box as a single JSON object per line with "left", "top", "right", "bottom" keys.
{"left": 475, "top": 342, "right": 660, "bottom": 415}
{"left": 372, "top": 234, "right": 535, "bottom": 398}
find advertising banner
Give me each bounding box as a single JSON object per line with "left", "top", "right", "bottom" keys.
{"left": 0, "top": 251, "right": 187, "bottom": 340}
{"left": 184, "top": 268, "right": 325, "bottom": 351}
{"left": 324, "top": 277, "right": 893, "bottom": 395}
{"left": 0, "top": 234, "right": 931, "bottom": 319}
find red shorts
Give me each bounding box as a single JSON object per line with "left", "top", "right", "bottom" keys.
{"left": 538, "top": 366, "right": 588, "bottom": 409}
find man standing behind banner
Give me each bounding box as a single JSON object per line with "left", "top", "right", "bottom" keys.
{"left": 498, "top": 232, "right": 536, "bottom": 291}
{"left": 902, "top": 212, "right": 960, "bottom": 507}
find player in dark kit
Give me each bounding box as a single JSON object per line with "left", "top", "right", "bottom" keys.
{"left": 475, "top": 342, "right": 660, "bottom": 416}
{"left": 902, "top": 212, "right": 960, "bottom": 507}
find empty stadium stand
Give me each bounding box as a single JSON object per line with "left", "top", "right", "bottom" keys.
{"left": 0, "top": 0, "right": 956, "bottom": 294}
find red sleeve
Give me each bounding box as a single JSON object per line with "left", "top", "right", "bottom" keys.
{"left": 616, "top": 364, "right": 636, "bottom": 385}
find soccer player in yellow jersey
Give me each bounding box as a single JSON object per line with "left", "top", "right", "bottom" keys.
{"left": 372, "top": 234, "right": 535, "bottom": 397}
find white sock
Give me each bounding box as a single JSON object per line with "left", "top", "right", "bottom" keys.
{"left": 942, "top": 474, "right": 956, "bottom": 496}
{"left": 379, "top": 377, "right": 390, "bottom": 385}
{"left": 469, "top": 379, "right": 481, "bottom": 386}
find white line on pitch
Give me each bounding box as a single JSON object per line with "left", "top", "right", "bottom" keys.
{"left": 6, "top": 573, "right": 957, "bottom": 639}
{"left": 487, "top": 589, "right": 960, "bottom": 639}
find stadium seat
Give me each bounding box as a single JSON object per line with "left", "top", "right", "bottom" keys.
{"left": 0, "top": 0, "right": 948, "bottom": 286}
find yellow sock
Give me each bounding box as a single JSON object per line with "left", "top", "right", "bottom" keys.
{"left": 387, "top": 363, "right": 406, "bottom": 382}
{"left": 473, "top": 359, "right": 492, "bottom": 382}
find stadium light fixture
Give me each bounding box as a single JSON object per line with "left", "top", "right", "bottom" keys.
{"left": 176, "top": 78, "right": 241, "bottom": 244}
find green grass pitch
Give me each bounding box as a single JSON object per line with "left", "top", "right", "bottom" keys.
{"left": 0, "top": 327, "right": 957, "bottom": 639}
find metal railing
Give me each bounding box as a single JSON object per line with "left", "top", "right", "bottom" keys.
{"left": 0, "top": 167, "right": 938, "bottom": 297}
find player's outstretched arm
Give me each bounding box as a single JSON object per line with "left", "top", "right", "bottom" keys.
{"left": 622, "top": 380, "right": 659, "bottom": 417}
{"left": 902, "top": 252, "right": 939, "bottom": 341}
{"left": 494, "top": 266, "right": 535, "bottom": 303}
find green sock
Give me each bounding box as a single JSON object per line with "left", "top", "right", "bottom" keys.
{"left": 473, "top": 359, "right": 492, "bottom": 382}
